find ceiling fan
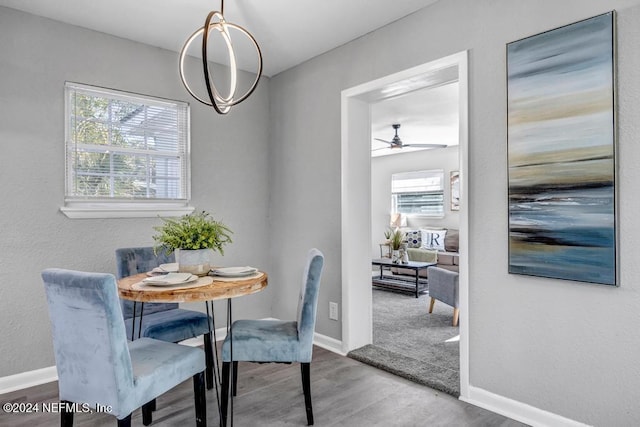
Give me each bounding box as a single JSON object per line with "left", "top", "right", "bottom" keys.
{"left": 373, "top": 124, "right": 447, "bottom": 151}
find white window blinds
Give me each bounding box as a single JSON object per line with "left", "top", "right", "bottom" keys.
{"left": 391, "top": 170, "right": 444, "bottom": 216}
{"left": 64, "top": 82, "right": 190, "bottom": 204}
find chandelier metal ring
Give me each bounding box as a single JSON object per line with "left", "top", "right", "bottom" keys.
{"left": 202, "top": 12, "right": 237, "bottom": 111}
{"left": 179, "top": 6, "right": 262, "bottom": 115}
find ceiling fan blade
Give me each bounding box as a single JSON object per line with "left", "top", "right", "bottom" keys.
{"left": 371, "top": 147, "right": 390, "bottom": 152}
{"left": 375, "top": 125, "right": 446, "bottom": 151}
{"left": 374, "top": 138, "right": 394, "bottom": 145}
{"left": 404, "top": 143, "right": 448, "bottom": 148}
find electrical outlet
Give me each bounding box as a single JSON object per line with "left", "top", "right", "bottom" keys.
{"left": 329, "top": 302, "right": 339, "bottom": 320}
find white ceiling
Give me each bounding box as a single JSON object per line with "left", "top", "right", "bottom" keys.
{"left": 0, "top": 0, "right": 457, "bottom": 154}
{"left": 371, "top": 81, "right": 459, "bottom": 157}
{"left": 0, "top": 0, "right": 440, "bottom": 77}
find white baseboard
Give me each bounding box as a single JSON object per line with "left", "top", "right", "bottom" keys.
{"left": 180, "top": 326, "right": 229, "bottom": 347}
{"left": 0, "top": 366, "right": 58, "bottom": 395}
{"left": 313, "top": 332, "right": 345, "bottom": 356}
{"left": 461, "top": 385, "right": 591, "bottom": 427}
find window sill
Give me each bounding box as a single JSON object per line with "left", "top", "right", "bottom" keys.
{"left": 60, "top": 202, "right": 195, "bottom": 219}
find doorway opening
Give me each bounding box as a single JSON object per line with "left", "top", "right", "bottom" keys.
{"left": 340, "top": 51, "right": 470, "bottom": 398}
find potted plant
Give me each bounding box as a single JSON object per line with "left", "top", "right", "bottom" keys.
{"left": 387, "top": 228, "right": 406, "bottom": 263}
{"left": 153, "top": 211, "right": 233, "bottom": 276}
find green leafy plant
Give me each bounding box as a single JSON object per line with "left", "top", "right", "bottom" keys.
{"left": 387, "top": 228, "right": 406, "bottom": 250}
{"left": 153, "top": 211, "right": 233, "bottom": 255}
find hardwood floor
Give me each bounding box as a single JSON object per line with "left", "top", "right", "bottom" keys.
{"left": 0, "top": 346, "right": 526, "bottom": 426}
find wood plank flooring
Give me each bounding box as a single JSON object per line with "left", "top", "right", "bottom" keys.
{"left": 0, "top": 346, "right": 526, "bottom": 426}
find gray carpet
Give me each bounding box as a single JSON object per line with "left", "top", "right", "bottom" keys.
{"left": 348, "top": 287, "right": 460, "bottom": 396}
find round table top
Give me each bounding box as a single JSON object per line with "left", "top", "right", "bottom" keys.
{"left": 117, "top": 271, "right": 268, "bottom": 303}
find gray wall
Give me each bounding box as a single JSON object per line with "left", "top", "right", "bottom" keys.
{"left": 4, "top": 1, "right": 640, "bottom": 424}
{"left": 268, "top": 0, "right": 640, "bottom": 425}
{"left": 0, "top": 8, "right": 272, "bottom": 377}
{"left": 371, "top": 146, "right": 460, "bottom": 258}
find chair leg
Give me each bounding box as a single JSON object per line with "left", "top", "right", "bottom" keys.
{"left": 60, "top": 400, "right": 73, "bottom": 427}
{"left": 117, "top": 414, "right": 132, "bottom": 427}
{"left": 232, "top": 361, "right": 239, "bottom": 397}
{"left": 453, "top": 308, "right": 460, "bottom": 327}
{"left": 301, "top": 363, "right": 314, "bottom": 425}
{"left": 193, "top": 371, "right": 207, "bottom": 427}
{"left": 221, "top": 361, "right": 231, "bottom": 427}
{"left": 142, "top": 401, "right": 153, "bottom": 426}
{"left": 204, "top": 332, "right": 214, "bottom": 390}
{"left": 429, "top": 297, "right": 436, "bottom": 313}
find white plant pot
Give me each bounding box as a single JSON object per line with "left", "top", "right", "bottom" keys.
{"left": 176, "top": 248, "right": 213, "bottom": 276}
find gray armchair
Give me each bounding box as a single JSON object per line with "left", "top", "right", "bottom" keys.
{"left": 427, "top": 266, "right": 459, "bottom": 326}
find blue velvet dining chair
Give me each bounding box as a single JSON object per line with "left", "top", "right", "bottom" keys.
{"left": 115, "top": 247, "right": 214, "bottom": 390}
{"left": 220, "top": 248, "right": 324, "bottom": 426}
{"left": 41, "top": 268, "right": 206, "bottom": 427}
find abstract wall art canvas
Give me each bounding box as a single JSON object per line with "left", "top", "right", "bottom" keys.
{"left": 507, "top": 12, "right": 617, "bottom": 285}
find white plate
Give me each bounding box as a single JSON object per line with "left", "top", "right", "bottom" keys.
{"left": 142, "top": 272, "right": 197, "bottom": 286}
{"left": 211, "top": 266, "right": 258, "bottom": 277}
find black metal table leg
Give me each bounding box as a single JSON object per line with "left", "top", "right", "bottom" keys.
{"left": 131, "top": 301, "right": 137, "bottom": 341}
{"left": 228, "top": 298, "right": 233, "bottom": 427}
{"left": 220, "top": 299, "right": 234, "bottom": 427}
{"left": 205, "top": 301, "right": 224, "bottom": 427}
{"left": 415, "top": 271, "right": 419, "bottom": 298}
{"left": 138, "top": 302, "right": 144, "bottom": 338}
{"left": 130, "top": 301, "right": 145, "bottom": 340}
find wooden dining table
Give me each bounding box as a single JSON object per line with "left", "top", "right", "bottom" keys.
{"left": 117, "top": 270, "right": 268, "bottom": 427}
{"left": 117, "top": 271, "right": 268, "bottom": 303}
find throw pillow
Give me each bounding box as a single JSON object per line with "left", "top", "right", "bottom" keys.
{"left": 405, "top": 230, "right": 422, "bottom": 248}
{"left": 420, "top": 229, "right": 447, "bottom": 251}
{"left": 445, "top": 229, "right": 459, "bottom": 252}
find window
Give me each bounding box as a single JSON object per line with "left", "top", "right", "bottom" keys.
{"left": 62, "top": 82, "right": 193, "bottom": 218}
{"left": 391, "top": 169, "right": 444, "bottom": 217}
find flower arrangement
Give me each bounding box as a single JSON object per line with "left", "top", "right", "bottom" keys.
{"left": 153, "top": 211, "right": 233, "bottom": 255}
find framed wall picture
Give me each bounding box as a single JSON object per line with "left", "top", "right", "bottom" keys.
{"left": 506, "top": 11, "right": 617, "bottom": 286}
{"left": 450, "top": 171, "right": 460, "bottom": 211}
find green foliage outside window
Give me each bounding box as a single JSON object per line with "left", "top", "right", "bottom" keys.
{"left": 68, "top": 87, "right": 183, "bottom": 200}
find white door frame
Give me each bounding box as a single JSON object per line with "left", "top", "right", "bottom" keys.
{"left": 340, "top": 50, "right": 470, "bottom": 399}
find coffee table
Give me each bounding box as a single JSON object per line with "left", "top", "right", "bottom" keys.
{"left": 371, "top": 258, "right": 435, "bottom": 298}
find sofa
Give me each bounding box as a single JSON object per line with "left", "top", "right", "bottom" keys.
{"left": 392, "top": 227, "right": 459, "bottom": 278}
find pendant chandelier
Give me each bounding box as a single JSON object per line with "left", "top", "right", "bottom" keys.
{"left": 179, "top": 0, "right": 263, "bottom": 114}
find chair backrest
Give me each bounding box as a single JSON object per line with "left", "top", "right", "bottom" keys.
{"left": 295, "top": 248, "right": 325, "bottom": 362}
{"left": 42, "top": 268, "right": 133, "bottom": 411}
{"left": 115, "top": 247, "right": 178, "bottom": 318}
